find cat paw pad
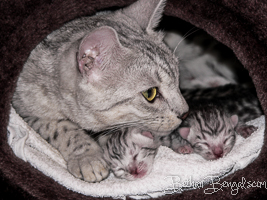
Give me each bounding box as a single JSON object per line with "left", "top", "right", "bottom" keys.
{"left": 67, "top": 155, "right": 109, "bottom": 182}
{"left": 177, "top": 145, "right": 193, "bottom": 154}
{"left": 236, "top": 125, "right": 258, "bottom": 138}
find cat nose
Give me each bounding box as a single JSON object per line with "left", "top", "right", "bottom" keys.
{"left": 129, "top": 166, "right": 146, "bottom": 178}
{"left": 180, "top": 111, "right": 189, "bottom": 120}
{"left": 213, "top": 147, "right": 223, "bottom": 158}
{"left": 214, "top": 152, "right": 223, "bottom": 158}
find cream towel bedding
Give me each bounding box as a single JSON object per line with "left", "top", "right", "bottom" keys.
{"left": 7, "top": 107, "right": 265, "bottom": 199}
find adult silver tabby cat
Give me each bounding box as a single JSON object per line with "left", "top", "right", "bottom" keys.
{"left": 12, "top": 0, "right": 188, "bottom": 182}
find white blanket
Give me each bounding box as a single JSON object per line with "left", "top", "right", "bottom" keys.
{"left": 7, "top": 107, "right": 265, "bottom": 199}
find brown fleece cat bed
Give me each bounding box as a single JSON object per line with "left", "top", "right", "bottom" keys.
{"left": 1, "top": 0, "right": 267, "bottom": 199}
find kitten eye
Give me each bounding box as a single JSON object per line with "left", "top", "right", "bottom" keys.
{"left": 194, "top": 144, "right": 202, "bottom": 151}
{"left": 224, "top": 138, "right": 229, "bottom": 144}
{"left": 196, "top": 136, "right": 201, "bottom": 140}
{"left": 142, "top": 87, "right": 157, "bottom": 102}
{"left": 117, "top": 168, "right": 125, "bottom": 172}
{"left": 203, "top": 142, "right": 209, "bottom": 147}
{"left": 224, "top": 135, "right": 235, "bottom": 144}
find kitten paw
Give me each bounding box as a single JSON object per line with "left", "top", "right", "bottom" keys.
{"left": 176, "top": 145, "right": 193, "bottom": 154}
{"left": 67, "top": 154, "right": 110, "bottom": 182}
{"left": 236, "top": 125, "right": 258, "bottom": 138}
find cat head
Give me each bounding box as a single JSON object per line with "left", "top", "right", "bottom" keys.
{"left": 102, "top": 127, "right": 158, "bottom": 180}
{"left": 179, "top": 108, "right": 238, "bottom": 160}
{"left": 76, "top": 0, "right": 188, "bottom": 135}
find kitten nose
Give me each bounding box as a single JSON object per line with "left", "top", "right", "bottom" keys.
{"left": 130, "top": 167, "right": 138, "bottom": 176}
{"left": 129, "top": 166, "right": 146, "bottom": 178}
{"left": 214, "top": 152, "right": 223, "bottom": 158}
{"left": 180, "top": 111, "right": 189, "bottom": 120}
{"left": 213, "top": 147, "right": 223, "bottom": 158}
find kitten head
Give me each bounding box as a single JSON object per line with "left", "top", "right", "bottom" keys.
{"left": 179, "top": 107, "right": 238, "bottom": 160}
{"left": 75, "top": 0, "right": 188, "bottom": 135}
{"left": 102, "top": 128, "right": 158, "bottom": 180}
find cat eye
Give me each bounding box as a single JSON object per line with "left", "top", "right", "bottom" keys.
{"left": 194, "top": 144, "right": 203, "bottom": 151}
{"left": 142, "top": 87, "right": 157, "bottom": 102}
{"left": 223, "top": 138, "right": 229, "bottom": 144}
{"left": 224, "top": 135, "right": 235, "bottom": 144}
{"left": 117, "top": 168, "right": 125, "bottom": 172}
{"left": 203, "top": 142, "right": 209, "bottom": 147}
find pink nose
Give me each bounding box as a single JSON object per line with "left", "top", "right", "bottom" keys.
{"left": 128, "top": 162, "right": 147, "bottom": 178}
{"left": 130, "top": 167, "right": 139, "bottom": 176}
{"left": 213, "top": 147, "right": 223, "bottom": 158}
{"left": 129, "top": 167, "right": 147, "bottom": 178}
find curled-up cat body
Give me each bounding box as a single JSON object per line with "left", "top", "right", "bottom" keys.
{"left": 181, "top": 84, "right": 263, "bottom": 123}
{"left": 170, "top": 85, "right": 262, "bottom": 160}
{"left": 12, "top": 0, "right": 188, "bottom": 182}
{"left": 97, "top": 128, "right": 157, "bottom": 181}
{"left": 163, "top": 20, "right": 251, "bottom": 89}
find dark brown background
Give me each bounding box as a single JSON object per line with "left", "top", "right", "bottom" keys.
{"left": 1, "top": 0, "right": 267, "bottom": 199}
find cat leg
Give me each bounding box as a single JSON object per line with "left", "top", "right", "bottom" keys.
{"left": 25, "top": 116, "right": 109, "bottom": 182}
{"left": 174, "top": 145, "right": 194, "bottom": 154}
{"left": 168, "top": 133, "right": 194, "bottom": 154}
{"left": 236, "top": 124, "right": 258, "bottom": 138}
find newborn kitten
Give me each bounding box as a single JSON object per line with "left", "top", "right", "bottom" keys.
{"left": 170, "top": 85, "right": 262, "bottom": 160}
{"left": 12, "top": 0, "right": 188, "bottom": 182}
{"left": 176, "top": 104, "right": 257, "bottom": 160}
{"left": 97, "top": 128, "right": 157, "bottom": 180}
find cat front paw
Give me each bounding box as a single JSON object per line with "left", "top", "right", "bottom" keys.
{"left": 67, "top": 154, "right": 110, "bottom": 182}
{"left": 236, "top": 125, "right": 258, "bottom": 138}
{"left": 175, "top": 145, "right": 193, "bottom": 154}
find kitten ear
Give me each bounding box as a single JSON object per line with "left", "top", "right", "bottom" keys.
{"left": 230, "top": 115, "right": 239, "bottom": 127}
{"left": 178, "top": 127, "right": 190, "bottom": 139}
{"left": 141, "top": 131, "right": 154, "bottom": 139}
{"left": 77, "top": 26, "right": 128, "bottom": 82}
{"left": 122, "top": 0, "right": 166, "bottom": 33}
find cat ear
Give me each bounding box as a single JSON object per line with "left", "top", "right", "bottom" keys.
{"left": 77, "top": 26, "right": 128, "bottom": 82}
{"left": 178, "top": 127, "right": 190, "bottom": 139}
{"left": 122, "top": 0, "right": 166, "bottom": 33}
{"left": 230, "top": 115, "right": 239, "bottom": 127}
{"left": 141, "top": 131, "right": 154, "bottom": 139}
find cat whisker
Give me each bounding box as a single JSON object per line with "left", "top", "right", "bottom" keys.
{"left": 173, "top": 27, "right": 199, "bottom": 54}
{"left": 102, "top": 118, "right": 153, "bottom": 131}
{"left": 93, "top": 125, "right": 130, "bottom": 143}
{"left": 112, "top": 118, "right": 162, "bottom": 131}
{"left": 93, "top": 117, "right": 165, "bottom": 143}
{"left": 94, "top": 130, "right": 113, "bottom": 143}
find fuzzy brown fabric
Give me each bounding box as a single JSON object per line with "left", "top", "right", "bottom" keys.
{"left": 1, "top": 0, "right": 267, "bottom": 199}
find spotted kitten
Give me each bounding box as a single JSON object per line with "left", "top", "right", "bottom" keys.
{"left": 177, "top": 104, "right": 256, "bottom": 160}
{"left": 169, "top": 84, "right": 262, "bottom": 160}
{"left": 97, "top": 128, "right": 157, "bottom": 180}
{"left": 12, "top": 0, "right": 188, "bottom": 182}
